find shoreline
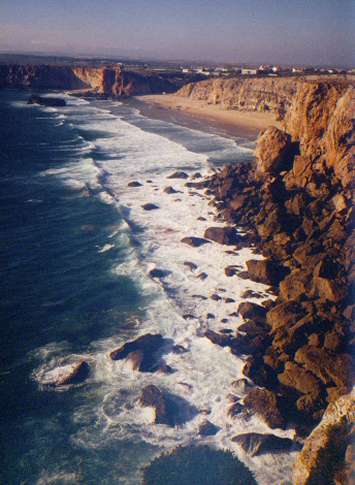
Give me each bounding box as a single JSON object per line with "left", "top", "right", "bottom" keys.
{"left": 132, "top": 94, "right": 280, "bottom": 141}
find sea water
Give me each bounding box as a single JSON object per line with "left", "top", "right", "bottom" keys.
{"left": 0, "top": 89, "right": 295, "bottom": 484}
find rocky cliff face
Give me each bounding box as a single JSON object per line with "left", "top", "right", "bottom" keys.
{"left": 177, "top": 77, "right": 300, "bottom": 118}
{"left": 0, "top": 64, "right": 200, "bottom": 96}
{"left": 199, "top": 79, "right": 353, "bottom": 482}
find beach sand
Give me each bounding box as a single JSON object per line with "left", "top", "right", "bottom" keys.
{"left": 134, "top": 94, "right": 281, "bottom": 139}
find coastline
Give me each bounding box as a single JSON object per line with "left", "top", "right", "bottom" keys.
{"left": 132, "top": 94, "right": 280, "bottom": 140}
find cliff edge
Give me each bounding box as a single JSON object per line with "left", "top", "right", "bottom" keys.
{"left": 201, "top": 79, "right": 353, "bottom": 483}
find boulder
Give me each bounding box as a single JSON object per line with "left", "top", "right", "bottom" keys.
{"left": 167, "top": 171, "right": 188, "bottom": 179}
{"left": 246, "top": 259, "right": 284, "bottom": 285}
{"left": 164, "top": 186, "right": 178, "bottom": 194}
{"left": 230, "top": 195, "right": 248, "bottom": 211}
{"left": 279, "top": 269, "right": 310, "bottom": 301}
{"left": 204, "top": 227, "right": 237, "bottom": 245}
{"left": 198, "top": 420, "right": 219, "bottom": 436}
{"left": 142, "top": 203, "right": 159, "bottom": 211}
{"left": 205, "top": 330, "right": 232, "bottom": 347}
{"left": 238, "top": 302, "right": 267, "bottom": 323}
{"left": 266, "top": 301, "right": 303, "bottom": 332}
{"left": 110, "top": 333, "right": 167, "bottom": 372}
{"left": 278, "top": 362, "right": 321, "bottom": 397}
{"left": 244, "top": 388, "right": 285, "bottom": 429}
{"left": 139, "top": 385, "right": 196, "bottom": 426}
{"left": 181, "top": 236, "right": 210, "bottom": 247}
{"left": 232, "top": 433, "right": 298, "bottom": 456}
{"left": 295, "top": 345, "right": 352, "bottom": 389}
{"left": 255, "top": 126, "right": 292, "bottom": 175}
{"left": 293, "top": 394, "right": 354, "bottom": 485}
{"left": 128, "top": 181, "right": 143, "bottom": 187}
{"left": 40, "top": 360, "right": 90, "bottom": 386}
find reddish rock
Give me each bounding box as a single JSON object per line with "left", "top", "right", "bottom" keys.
{"left": 204, "top": 226, "right": 237, "bottom": 245}
{"left": 255, "top": 126, "right": 292, "bottom": 176}
{"left": 244, "top": 388, "right": 285, "bottom": 429}
{"left": 181, "top": 236, "right": 210, "bottom": 247}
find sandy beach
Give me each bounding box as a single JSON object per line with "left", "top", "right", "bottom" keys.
{"left": 135, "top": 94, "right": 281, "bottom": 139}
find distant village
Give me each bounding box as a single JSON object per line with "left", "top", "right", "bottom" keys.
{"left": 151, "top": 63, "right": 353, "bottom": 78}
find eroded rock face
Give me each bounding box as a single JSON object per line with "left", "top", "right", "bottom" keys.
{"left": 293, "top": 393, "right": 354, "bottom": 485}
{"left": 255, "top": 126, "right": 292, "bottom": 176}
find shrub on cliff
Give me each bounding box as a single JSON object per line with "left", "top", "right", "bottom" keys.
{"left": 143, "top": 445, "right": 256, "bottom": 485}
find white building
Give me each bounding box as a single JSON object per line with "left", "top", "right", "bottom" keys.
{"left": 241, "top": 68, "right": 258, "bottom": 75}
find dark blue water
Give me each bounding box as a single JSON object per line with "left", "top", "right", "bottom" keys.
{"left": 0, "top": 90, "right": 152, "bottom": 485}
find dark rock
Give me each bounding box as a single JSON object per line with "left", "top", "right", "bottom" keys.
{"left": 28, "top": 95, "right": 66, "bottom": 107}
{"left": 266, "top": 300, "right": 303, "bottom": 332}
{"left": 224, "top": 265, "right": 239, "bottom": 277}
{"left": 210, "top": 293, "right": 221, "bottom": 301}
{"left": 149, "top": 268, "right": 170, "bottom": 279}
{"left": 167, "top": 171, "right": 188, "bottom": 179}
{"left": 244, "top": 388, "right": 285, "bottom": 429}
{"left": 204, "top": 227, "right": 237, "bottom": 245}
{"left": 231, "top": 378, "right": 254, "bottom": 395}
{"left": 110, "top": 333, "right": 167, "bottom": 372}
{"left": 181, "top": 237, "right": 210, "bottom": 247}
{"left": 278, "top": 362, "right": 322, "bottom": 397}
{"left": 142, "top": 203, "right": 159, "bottom": 211}
{"left": 238, "top": 302, "right": 267, "bottom": 323}
{"left": 295, "top": 345, "right": 352, "bottom": 389}
{"left": 198, "top": 420, "right": 219, "bottom": 436}
{"left": 241, "top": 290, "right": 264, "bottom": 299}
{"left": 197, "top": 272, "right": 208, "bottom": 280}
{"left": 183, "top": 261, "right": 198, "bottom": 271}
{"left": 228, "top": 401, "right": 244, "bottom": 417}
{"left": 164, "top": 186, "right": 178, "bottom": 194}
{"left": 205, "top": 330, "right": 232, "bottom": 347}
{"left": 139, "top": 385, "right": 196, "bottom": 426}
{"left": 128, "top": 181, "right": 143, "bottom": 187}
{"left": 232, "top": 433, "right": 298, "bottom": 456}
{"left": 225, "top": 297, "right": 235, "bottom": 303}
{"left": 246, "top": 259, "right": 286, "bottom": 285}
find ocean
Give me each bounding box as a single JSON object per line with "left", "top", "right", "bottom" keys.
{"left": 0, "top": 89, "right": 295, "bottom": 485}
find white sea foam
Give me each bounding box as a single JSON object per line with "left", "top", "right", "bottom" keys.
{"left": 32, "top": 98, "right": 296, "bottom": 484}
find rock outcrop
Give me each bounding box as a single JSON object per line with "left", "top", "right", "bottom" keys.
{"left": 293, "top": 393, "right": 354, "bottom": 485}
{"left": 200, "top": 79, "right": 353, "bottom": 481}
{"left": 177, "top": 77, "right": 301, "bottom": 118}
{"left": 0, "top": 64, "right": 202, "bottom": 96}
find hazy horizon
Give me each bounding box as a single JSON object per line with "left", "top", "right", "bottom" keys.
{"left": 1, "top": 0, "right": 354, "bottom": 67}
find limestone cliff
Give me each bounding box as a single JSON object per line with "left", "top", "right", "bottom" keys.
{"left": 177, "top": 77, "right": 300, "bottom": 118}
{"left": 0, "top": 64, "right": 200, "bottom": 96}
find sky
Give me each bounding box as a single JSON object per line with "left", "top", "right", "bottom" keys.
{"left": 0, "top": 0, "right": 354, "bottom": 66}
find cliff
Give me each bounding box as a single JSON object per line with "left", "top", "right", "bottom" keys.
{"left": 0, "top": 64, "right": 202, "bottom": 96}
{"left": 177, "top": 77, "right": 300, "bottom": 118}
{"left": 198, "top": 80, "right": 353, "bottom": 482}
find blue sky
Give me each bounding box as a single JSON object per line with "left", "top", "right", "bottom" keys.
{"left": 0, "top": 0, "right": 353, "bottom": 65}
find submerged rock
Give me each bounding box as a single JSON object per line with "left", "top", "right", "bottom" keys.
{"left": 181, "top": 236, "right": 210, "bottom": 247}
{"left": 142, "top": 203, "right": 159, "bottom": 210}
{"left": 128, "top": 180, "right": 143, "bottom": 187}
{"left": 28, "top": 95, "right": 66, "bottom": 107}
{"left": 233, "top": 432, "right": 298, "bottom": 456}
{"left": 167, "top": 171, "right": 188, "bottom": 179}
{"left": 143, "top": 445, "right": 257, "bottom": 485}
